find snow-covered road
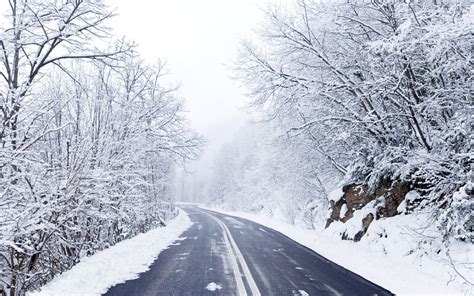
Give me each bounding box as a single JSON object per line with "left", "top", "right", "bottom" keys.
{"left": 104, "top": 206, "right": 392, "bottom": 295}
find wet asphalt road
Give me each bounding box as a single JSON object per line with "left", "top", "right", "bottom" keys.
{"left": 104, "top": 206, "right": 393, "bottom": 296}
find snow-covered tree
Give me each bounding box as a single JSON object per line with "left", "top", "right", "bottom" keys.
{"left": 208, "top": 122, "right": 330, "bottom": 228}
{"left": 233, "top": 0, "right": 472, "bottom": 240}
{"left": 0, "top": 1, "right": 202, "bottom": 295}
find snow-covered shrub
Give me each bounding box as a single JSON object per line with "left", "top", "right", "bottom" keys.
{"left": 438, "top": 183, "right": 474, "bottom": 243}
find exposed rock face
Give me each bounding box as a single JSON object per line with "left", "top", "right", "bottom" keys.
{"left": 326, "top": 198, "right": 346, "bottom": 228}
{"left": 326, "top": 178, "right": 410, "bottom": 241}
{"left": 344, "top": 184, "right": 371, "bottom": 210}
{"left": 376, "top": 180, "right": 410, "bottom": 218}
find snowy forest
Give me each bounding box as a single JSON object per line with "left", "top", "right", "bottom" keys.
{"left": 0, "top": 0, "right": 472, "bottom": 295}
{"left": 207, "top": 0, "right": 472, "bottom": 281}
{"left": 0, "top": 1, "right": 202, "bottom": 294}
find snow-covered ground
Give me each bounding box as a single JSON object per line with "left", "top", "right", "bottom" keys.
{"left": 201, "top": 206, "right": 473, "bottom": 295}
{"left": 28, "top": 209, "right": 192, "bottom": 296}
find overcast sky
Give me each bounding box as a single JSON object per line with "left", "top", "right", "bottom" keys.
{"left": 108, "top": 0, "right": 284, "bottom": 180}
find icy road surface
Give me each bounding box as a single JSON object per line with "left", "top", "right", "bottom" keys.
{"left": 104, "top": 206, "right": 392, "bottom": 295}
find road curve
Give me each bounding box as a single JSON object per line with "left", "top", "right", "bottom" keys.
{"left": 104, "top": 206, "right": 393, "bottom": 296}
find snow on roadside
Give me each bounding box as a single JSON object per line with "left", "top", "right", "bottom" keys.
{"left": 201, "top": 206, "right": 472, "bottom": 295}
{"left": 28, "top": 209, "right": 192, "bottom": 296}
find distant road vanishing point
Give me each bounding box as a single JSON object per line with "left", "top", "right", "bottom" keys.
{"left": 104, "top": 206, "right": 393, "bottom": 296}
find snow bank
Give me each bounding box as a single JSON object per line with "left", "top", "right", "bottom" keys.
{"left": 201, "top": 206, "right": 472, "bottom": 295}
{"left": 29, "top": 209, "right": 192, "bottom": 296}
{"left": 328, "top": 186, "right": 344, "bottom": 202}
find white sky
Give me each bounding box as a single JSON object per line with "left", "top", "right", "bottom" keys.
{"left": 108, "top": 0, "right": 283, "bottom": 180}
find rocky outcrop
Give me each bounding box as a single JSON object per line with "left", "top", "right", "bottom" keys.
{"left": 326, "top": 178, "right": 410, "bottom": 241}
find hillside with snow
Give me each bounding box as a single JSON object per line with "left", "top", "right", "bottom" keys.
{"left": 206, "top": 1, "right": 473, "bottom": 294}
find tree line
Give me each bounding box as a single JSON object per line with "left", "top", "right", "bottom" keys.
{"left": 210, "top": 0, "right": 472, "bottom": 242}
{"left": 0, "top": 1, "right": 201, "bottom": 295}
